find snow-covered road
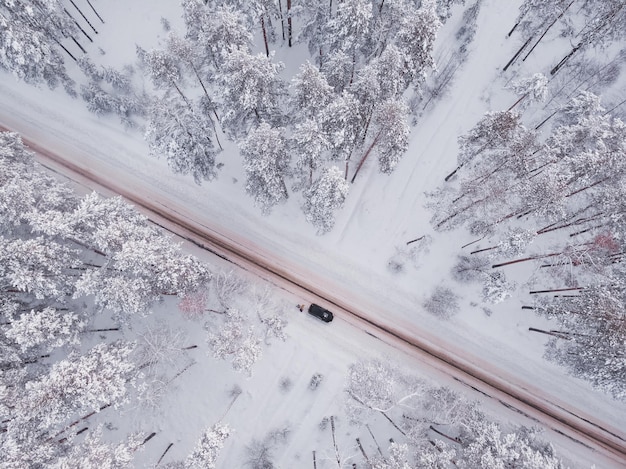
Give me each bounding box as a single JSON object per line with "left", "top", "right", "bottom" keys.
{"left": 9, "top": 125, "right": 625, "bottom": 467}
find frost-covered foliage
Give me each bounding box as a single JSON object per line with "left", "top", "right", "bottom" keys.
{"left": 244, "top": 425, "right": 291, "bottom": 469}
{"left": 2, "top": 339, "right": 137, "bottom": 467}
{"left": 207, "top": 309, "right": 262, "bottom": 375}
{"left": 509, "top": 73, "right": 548, "bottom": 110}
{"left": 0, "top": 131, "right": 230, "bottom": 466}
{"left": 240, "top": 123, "right": 289, "bottom": 214}
{"left": 146, "top": 95, "right": 220, "bottom": 183}
{"left": 185, "top": 423, "right": 231, "bottom": 469}
{"left": 302, "top": 166, "right": 350, "bottom": 234}
{"left": 372, "top": 100, "right": 410, "bottom": 174}
{"left": 0, "top": 2, "right": 75, "bottom": 93}
{"left": 423, "top": 286, "right": 460, "bottom": 319}
{"left": 6, "top": 308, "right": 84, "bottom": 352}
{"left": 219, "top": 49, "right": 285, "bottom": 137}
{"left": 345, "top": 358, "right": 564, "bottom": 467}
{"left": 52, "top": 425, "right": 144, "bottom": 469}
{"left": 135, "top": 0, "right": 442, "bottom": 225}
{"left": 429, "top": 91, "right": 626, "bottom": 396}
{"left": 345, "top": 358, "right": 423, "bottom": 423}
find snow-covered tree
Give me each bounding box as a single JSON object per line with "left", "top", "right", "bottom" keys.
{"left": 345, "top": 358, "right": 423, "bottom": 424}
{"left": 423, "top": 285, "right": 460, "bottom": 319}
{"left": 372, "top": 99, "right": 410, "bottom": 175}
{"left": 207, "top": 309, "right": 262, "bottom": 375}
{"left": 508, "top": 73, "right": 548, "bottom": 110}
{"left": 0, "top": 2, "right": 75, "bottom": 93}
{"left": 302, "top": 166, "right": 349, "bottom": 234}
{"left": 240, "top": 123, "right": 289, "bottom": 214}
{"left": 537, "top": 281, "right": 626, "bottom": 400}
{"left": 460, "top": 422, "right": 563, "bottom": 469}
{"left": 0, "top": 236, "right": 79, "bottom": 300}
{"left": 219, "top": 48, "right": 285, "bottom": 137}
{"left": 6, "top": 340, "right": 136, "bottom": 451}
{"left": 320, "top": 92, "right": 362, "bottom": 170}
{"left": 146, "top": 94, "right": 221, "bottom": 184}
{"left": 211, "top": 269, "right": 249, "bottom": 310}
{"left": 5, "top": 307, "right": 83, "bottom": 353}
{"left": 394, "top": 0, "right": 441, "bottom": 87}
{"left": 52, "top": 425, "right": 143, "bottom": 469}
{"left": 326, "top": 0, "right": 373, "bottom": 59}
{"left": 185, "top": 423, "right": 231, "bottom": 469}
{"left": 182, "top": 1, "right": 252, "bottom": 69}
{"left": 290, "top": 118, "right": 329, "bottom": 187}
{"left": 291, "top": 61, "right": 333, "bottom": 118}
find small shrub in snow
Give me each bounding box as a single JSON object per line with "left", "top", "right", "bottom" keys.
{"left": 423, "top": 286, "right": 459, "bottom": 319}
{"left": 279, "top": 376, "right": 293, "bottom": 393}
{"left": 482, "top": 271, "right": 515, "bottom": 304}
{"left": 309, "top": 373, "right": 324, "bottom": 390}
{"left": 244, "top": 425, "right": 290, "bottom": 469}
{"left": 229, "top": 384, "right": 243, "bottom": 399}
{"left": 318, "top": 416, "right": 329, "bottom": 431}
{"left": 452, "top": 255, "right": 490, "bottom": 283}
{"left": 387, "top": 257, "right": 405, "bottom": 274}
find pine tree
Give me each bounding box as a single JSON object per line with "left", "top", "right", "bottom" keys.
{"left": 240, "top": 123, "right": 289, "bottom": 214}
{"left": 302, "top": 166, "right": 350, "bottom": 234}
{"left": 185, "top": 423, "right": 231, "bottom": 469}
{"left": 5, "top": 307, "right": 83, "bottom": 353}
{"left": 219, "top": 48, "right": 285, "bottom": 137}
{"left": 146, "top": 95, "right": 220, "bottom": 184}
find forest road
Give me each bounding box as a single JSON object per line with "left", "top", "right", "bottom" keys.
{"left": 4, "top": 126, "right": 626, "bottom": 467}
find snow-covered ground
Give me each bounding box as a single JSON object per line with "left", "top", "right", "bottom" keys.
{"left": 1, "top": 0, "right": 625, "bottom": 467}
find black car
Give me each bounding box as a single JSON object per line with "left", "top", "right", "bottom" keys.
{"left": 308, "top": 304, "right": 334, "bottom": 322}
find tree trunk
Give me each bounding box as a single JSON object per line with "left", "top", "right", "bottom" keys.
{"left": 366, "top": 424, "right": 385, "bottom": 458}
{"left": 406, "top": 235, "right": 425, "bottom": 246}
{"left": 529, "top": 286, "right": 583, "bottom": 294}
{"left": 507, "top": 21, "right": 520, "bottom": 37}
{"left": 507, "top": 92, "right": 528, "bottom": 112}
{"left": 356, "top": 438, "right": 369, "bottom": 462}
{"left": 85, "top": 0, "right": 104, "bottom": 23}
{"left": 277, "top": 0, "right": 285, "bottom": 41}
{"left": 69, "top": 35, "right": 87, "bottom": 54}
{"left": 429, "top": 425, "right": 461, "bottom": 444}
{"left": 503, "top": 36, "right": 533, "bottom": 72}
{"left": 331, "top": 416, "right": 341, "bottom": 466}
{"left": 522, "top": 0, "right": 574, "bottom": 62}
{"left": 191, "top": 64, "right": 223, "bottom": 150}
{"left": 528, "top": 327, "right": 571, "bottom": 339}
{"left": 142, "top": 432, "right": 157, "bottom": 445}
{"left": 550, "top": 42, "right": 583, "bottom": 75}
{"left": 156, "top": 443, "right": 174, "bottom": 466}
{"left": 470, "top": 245, "right": 499, "bottom": 255}
{"left": 351, "top": 132, "right": 381, "bottom": 183}
{"left": 261, "top": 16, "right": 269, "bottom": 57}
{"left": 492, "top": 251, "right": 563, "bottom": 268}
{"left": 381, "top": 411, "right": 406, "bottom": 436}
{"left": 534, "top": 110, "right": 558, "bottom": 130}
{"left": 287, "top": 0, "right": 292, "bottom": 47}
{"left": 64, "top": 8, "right": 93, "bottom": 42}
{"left": 68, "top": 0, "right": 98, "bottom": 34}
{"left": 604, "top": 96, "right": 626, "bottom": 116}
{"left": 50, "top": 403, "right": 111, "bottom": 442}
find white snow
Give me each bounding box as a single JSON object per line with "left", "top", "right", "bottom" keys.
{"left": 1, "top": 0, "right": 625, "bottom": 467}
